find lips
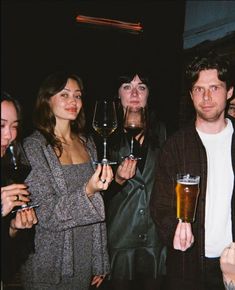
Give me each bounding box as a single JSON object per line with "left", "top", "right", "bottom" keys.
{"left": 201, "top": 105, "right": 214, "bottom": 111}
{"left": 129, "top": 101, "right": 140, "bottom": 106}
{"left": 66, "top": 108, "right": 77, "bottom": 113}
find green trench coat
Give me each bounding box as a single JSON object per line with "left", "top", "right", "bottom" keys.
{"left": 106, "top": 127, "right": 166, "bottom": 280}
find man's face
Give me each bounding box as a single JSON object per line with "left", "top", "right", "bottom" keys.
{"left": 190, "top": 69, "right": 234, "bottom": 123}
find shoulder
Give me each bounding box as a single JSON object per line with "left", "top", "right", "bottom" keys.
{"left": 23, "top": 131, "right": 48, "bottom": 153}
{"left": 163, "top": 122, "right": 196, "bottom": 148}
{"left": 24, "top": 130, "right": 47, "bottom": 146}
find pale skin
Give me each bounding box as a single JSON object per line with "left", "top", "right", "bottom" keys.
{"left": 1, "top": 100, "right": 38, "bottom": 236}
{"left": 49, "top": 78, "right": 113, "bottom": 287}
{"left": 227, "top": 98, "right": 235, "bottom": 118}
{"left": 220, "top": 242, "right": 235, "bottom": 289}
{"left": 173, "top": 69, "right": 234, "bottom": 251}
{"left": 114, "top": 74, "right": 149, "bottom": 185}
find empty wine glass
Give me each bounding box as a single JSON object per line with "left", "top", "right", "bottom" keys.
{"left": 123, "top": 106, "right": 145, "bottom": 160}
{"left": 92, "top": 100, "right": 118, "bottom": 164}
{"left": 4, "top": 143, "right": 39, "bottom": 213}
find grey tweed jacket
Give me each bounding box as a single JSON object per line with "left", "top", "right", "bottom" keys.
{"left": 20, "top": 130, "right": 110, "bottom": 285}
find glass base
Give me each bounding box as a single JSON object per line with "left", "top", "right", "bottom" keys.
{"left": 11, "top": 204, "right": 39, "bottom": 214}
{"left": 93, "top": 159, "right": 117, "bottom": 165}
{"left": 177, "top": 217, "right": 195, "bottom": 223}
{"left": 121, "top": 154, "right": 142, "bottom": 161}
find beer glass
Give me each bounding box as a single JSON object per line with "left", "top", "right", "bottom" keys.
{"left": 175, "top": 174, "right": 200, "bottom": 222}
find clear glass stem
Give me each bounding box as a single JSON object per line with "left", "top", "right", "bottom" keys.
{"left": 103, "top": 137, "right": 107, "bottom": 161}
{"left": 130, "top": 137, "right": 134, "bottom": 155}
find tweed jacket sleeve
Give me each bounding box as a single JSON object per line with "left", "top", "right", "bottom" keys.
{"left": 23, "top": 131, "right": 106, "bottom": 232}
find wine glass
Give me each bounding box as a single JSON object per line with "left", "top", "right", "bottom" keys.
{"left": 123, "top": 106, "right": 145, "bottom": 160}
{"left": 92, "top": 100, "right": 118, "bottom": 164}
{"left": 4, "top": 143, "right": 39, "bottom": 213}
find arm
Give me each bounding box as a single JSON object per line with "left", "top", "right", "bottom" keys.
{"left": 220, "top": 243, "right": 235, "bottom": 290}
{"left": 150, "top": 140, "right": 179, "bottom": 247}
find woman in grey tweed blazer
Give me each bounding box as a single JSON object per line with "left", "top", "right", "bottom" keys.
{"left": 20, "top": 72, "right": 112, "bottom": 290}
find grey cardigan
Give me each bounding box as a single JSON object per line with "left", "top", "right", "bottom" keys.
{"left": 21, "top": 130, "right": 110, "bottom": 284}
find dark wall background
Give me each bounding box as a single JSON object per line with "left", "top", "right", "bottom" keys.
{"left": 2, "top": 0, "right": 185, "bottom": 136}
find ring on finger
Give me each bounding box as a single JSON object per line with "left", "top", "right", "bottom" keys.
{"left": 100, "top": 178, "right": 106, "bottom": 184}
{"left": 16, "top": 195, "right": 20, "bottom": 201}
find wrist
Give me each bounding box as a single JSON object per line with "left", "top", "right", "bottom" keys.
{"left": 115, "top": 176, "right": 126, "bottom": 185}
{"left": 223, "top": 273, "right": 235, "bottom": 284}
{"left": 9, "top": 224, "right": 18, "bottom": 238}
{"left": 85, "top": 182, "right": 94, "bottom": 198}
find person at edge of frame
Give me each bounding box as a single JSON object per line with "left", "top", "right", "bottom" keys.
{"left": 150, "top": 50, "right": 235, "bottom": 290}
{"left": 1, "top": 91, "right": 38, "bottom": 286}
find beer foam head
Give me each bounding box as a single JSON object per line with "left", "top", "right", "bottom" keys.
{"left": 176, "top": 174, "right": 200, "bottom": 185}
{"left": 177, "top": 179, "right": 198, "bottom": 185}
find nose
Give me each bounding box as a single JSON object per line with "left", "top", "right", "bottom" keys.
{"left": 3, "top": 126, "right": 12, "bottom": 141}
{"left": 68, "top": 95, "right": 77, "bottom": 104}
{"left": 202, "top": 88, "right": 212, "bottom": 101}
{"left": 131, "top": 87, "right": 138, "bottom": 97}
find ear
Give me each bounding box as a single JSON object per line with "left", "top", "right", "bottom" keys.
{"left": 227, "top": 86, "right": 234, "bottom": 100}
{"left": 189, "top": 91, "right": 193, "bottom": 101}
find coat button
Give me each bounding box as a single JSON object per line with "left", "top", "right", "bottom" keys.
{"left": 139, "top": 209, "right": 145, "bottom": 215}
{"left": 140, "top": 184, "right": 145, "bottom": 189}
{"left": 138, "top": 234, "right": 147, "bottom": 240}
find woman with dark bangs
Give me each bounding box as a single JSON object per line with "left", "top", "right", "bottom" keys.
{"left": 103, "top": 71, "right": 167, "bottom": 290}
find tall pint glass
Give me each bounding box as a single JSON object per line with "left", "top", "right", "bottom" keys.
{"left": 176, "top": 174, "right": 200, "bottom": 222}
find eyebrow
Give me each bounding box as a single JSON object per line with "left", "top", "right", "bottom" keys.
{"left": 1, "top": 118, "right": 20, "bottom": 123}
{"left": 63, "top": 88, "right": 81, "bottom": 92}
{"left": 122, "top": 82, "right": 146, "bottom": 86}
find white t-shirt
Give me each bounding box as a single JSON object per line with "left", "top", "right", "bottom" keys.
{"left": 197, "top": 119, "right": 233, "bottom": 257}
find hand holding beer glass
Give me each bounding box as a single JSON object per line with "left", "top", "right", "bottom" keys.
{"left": 176, "top": 174, "right": 200, "bottom": 223}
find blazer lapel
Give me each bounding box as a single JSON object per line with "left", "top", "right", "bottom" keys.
{"left": 43, "top": 145, "right": 68, "bottom": 195}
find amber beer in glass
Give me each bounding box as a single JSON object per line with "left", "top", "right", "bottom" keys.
{"left": 176, "top": 174, "right": 200, "bottom": 222}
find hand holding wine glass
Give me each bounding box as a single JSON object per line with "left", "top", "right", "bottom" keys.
{"left": 124, "top": 106, "right": 145, "bottom": 160}
{"left": 1, "top": 184, "right": 31, "bottom": 216}
{"left": 3, "top": 143, "right": 39, "bottom": 213}
{"left": 92, "top": 100, "right": 118, "bottom": 164}
{"left": 9, "top": 207, "right": 38, "bottom": 237}
{"left": 85, "top": 163, "right": 114, "bottom": 197}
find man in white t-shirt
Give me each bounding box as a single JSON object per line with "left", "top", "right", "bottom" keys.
{"left": 150, "top": 51, "right": 235, "bottom": 290}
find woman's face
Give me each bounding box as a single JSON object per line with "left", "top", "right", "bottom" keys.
{"left": 49, "top": 78, "right": 83, "bottom": 123}
{"left": 1, "top": 101, "right": 19, "bottom": 157}
{"left": 227, "top": 98, "right": 235, "bottom": 118}
{"left": 118, "top": 74, "right": 149, "bottom": 109}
